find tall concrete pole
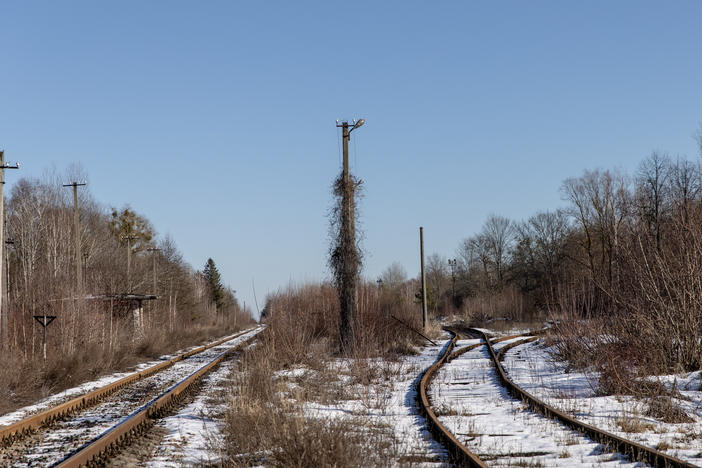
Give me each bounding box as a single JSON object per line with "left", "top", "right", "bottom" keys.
{"left": 420, "top": 226, "right": 428, "bottom": 331}
{"left": 339, "top": 121, "right": 358, "bottom": 353}
{"left": 0, "top": 151, "right": 19, "bottom": 352}
{"left": 63, "top": 182, "right": 86, "bottom": 298}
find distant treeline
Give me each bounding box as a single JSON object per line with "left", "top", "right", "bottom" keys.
{"left": 3, "top": 166, "right": 250, "bottom": 359}
{"left": 417, "top": 142, "right": 702, "bottom": 375}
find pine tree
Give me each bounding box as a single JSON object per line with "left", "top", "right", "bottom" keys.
{"left": 203, "top": 258, "right": 224, "bottom": 311}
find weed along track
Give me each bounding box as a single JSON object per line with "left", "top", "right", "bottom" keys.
{"left": 0, "top": 326, "right": 262, "bottom": 467}
{"left": 420, "top": 327, "right": 696, "bottom": 467}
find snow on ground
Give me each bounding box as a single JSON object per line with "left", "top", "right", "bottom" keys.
{"left": 146, "top": 336, "right": 263, "bottom": 467}
{"left": 1, "top": 327, "right": 265, "bottom": 468}
{"left": 300, "top": 339, "right": 451, "bottom": 465}
{"left": 264, "top": 337, "right": 457, "bottom": 466}
{"left": 431, "top": 339, "right": 646, "bottom": 467}
{"left": 502, "top": 339, "right": 702, "bottom": 465}
{"left": 145, "top": 351, "right": 245, "bottom": 467}
{"left": 0, "top": 326, "right": 260, "bottom": 428}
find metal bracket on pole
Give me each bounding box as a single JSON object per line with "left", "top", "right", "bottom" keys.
{"left": 33, "top": 315, "right": 56, "bottom": 328}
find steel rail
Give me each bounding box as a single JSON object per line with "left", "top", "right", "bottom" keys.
{"left": 473, "top": 329, "right": 696, "bottom": 468}
{"left": 446, "top": 333, "right": 532, "bottom": 362}
{"left": 0, "top": 326, "right": 258, "bottom": 445}
{"left": 52, "top": 329, "right": 259, "bottom": 467}
{"left": 417, "top": 329, "right": 488, "bottom": 468}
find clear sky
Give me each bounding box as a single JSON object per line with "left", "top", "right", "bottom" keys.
{"left": 2, "top": 1, "right": 701, "bottom": 318}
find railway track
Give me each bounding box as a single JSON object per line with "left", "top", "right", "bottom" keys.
{"left": 0, "top": 326, "right": 262, "bottom": 467}
{"left": 419, "top": 327, "right": 697, "bottom": 467}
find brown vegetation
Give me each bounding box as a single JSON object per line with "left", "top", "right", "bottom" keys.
{"left": 223, "top": 281, "right": 436, "bottom": 465}
{"left": 0, "top": 166, "right": 254, "bottom": 415}
{"left": 415, "top": 149, "right": 702, "bottom": 396}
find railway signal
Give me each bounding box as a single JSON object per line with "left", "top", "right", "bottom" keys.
{"left": 33, "top": 314, "right": 56, "bottom": 363}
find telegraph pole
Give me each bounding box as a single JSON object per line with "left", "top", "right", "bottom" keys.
{"left": 335, "top": 118, "right": 365, "bottom": 354}
{"left": 420, "top": 226, "right": 428, "bottom": 331}
{"left": 123, "top": 235, "right": 138, "bottom": 293}
{"left": 0, "top": 151, "right": 19, "bottom": 352}
{"left": 63, "top": 182, "right": 86, "bottom": 297}
{"left": 147, "top": 247, "right": 160, "bottom": 294}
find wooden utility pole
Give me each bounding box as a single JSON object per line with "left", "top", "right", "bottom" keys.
{"left": 63, "top": 182, "right": 86, "bottom": 297}
{"left": 0, "top": 151, "right": 19, "bottom": 352}
{"left": 420, "top": 226, "right": 428, "bottom": 331}
{"left": 123, "top": 235, "right": 138, "bottom": 292}
{"left": 334, "top": 119, "right": 365, "bottom": 354}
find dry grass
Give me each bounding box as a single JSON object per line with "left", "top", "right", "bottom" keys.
{"left": 615, "top": 410, "right": 656, "bottom": 433}
{"left": 223, "top": 343, "right": 398, "bottom": 467}
{"left": 0, "top": 320, "right": 250, "bottom": 415}
{"left": 645, "top": 396, "right": 693, "bottom": 424}
{"left": 222, "top": 281, "right": 436, "bottom": 466}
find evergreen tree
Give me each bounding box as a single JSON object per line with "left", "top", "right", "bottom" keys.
{"left": 203, "top": 258, "right": 224, "bottom": 311}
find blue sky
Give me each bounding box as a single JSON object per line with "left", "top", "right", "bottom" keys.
{"left": 2, "top": 1, "right": 701, "bottom": 318}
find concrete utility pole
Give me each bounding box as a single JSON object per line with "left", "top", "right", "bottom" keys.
{"left": 63, "top": 182, "right": 86, "bottom": 297}
{"left": 0, "top": 151, "right": 19, "bottom": 352}
{"left": 420, "top": 226, "right": 428, "bottom": 331}
{"left": 147, "top": 247, "right": 160, "bottom": 294}
{"left": 335, "top": 118, "right": 365, "bottom": 354}
{"left": 123, "top": 235, "right": 138, "bottom": 293}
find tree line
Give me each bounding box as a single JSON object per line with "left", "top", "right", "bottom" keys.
{"left": 401, "top": 139, "right": 702, "bottom": 375}
{"left": 2, "top": 166, "right": 248, "bottom": 361}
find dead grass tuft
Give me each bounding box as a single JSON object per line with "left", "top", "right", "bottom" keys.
{"left": 645, "top": 396, "right": 693, "bottom": 424}
{"left": 223, "top": 343, "right": 397, "bottom": 467}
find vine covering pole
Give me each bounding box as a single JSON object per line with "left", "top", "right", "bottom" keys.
{"left": 334, "top": 118, "right": 365, "bottom": 354}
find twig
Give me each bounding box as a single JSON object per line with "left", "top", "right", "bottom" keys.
{"left": 390, "top": 314, "right": 437, "bottom": 346}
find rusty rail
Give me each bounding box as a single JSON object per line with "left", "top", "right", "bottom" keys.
{"left": 52, "top": 329, "right": 259, "bottom": 467}
{"left": 473, "top": 329, "right": 696, "bottom": 468}
{"left": 417, "top": 329, "right": 488, "bottom": 467}
{"left": 0, "top": 326, "right": 259, "bottom": 445}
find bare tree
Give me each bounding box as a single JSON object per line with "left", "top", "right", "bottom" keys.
{"left": 426, "top": 253, "right": 448, "bottom": 313}
{"left": 379, "top": 262, "right": 407, "bottom": 288}
{"left": 513, "top": 210, "right": 570, "bottom": 291}
{"left": 561, "top": 169, "right": 630, "bottom": 287}
{"left": 635, "top": 152, "right": 670, "bottom": 252}
{"left": 668, "top": 156, "right": 700, "bottom": 226}
{"left": 481, "top": 214, "right": 514, "bottom": 285}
